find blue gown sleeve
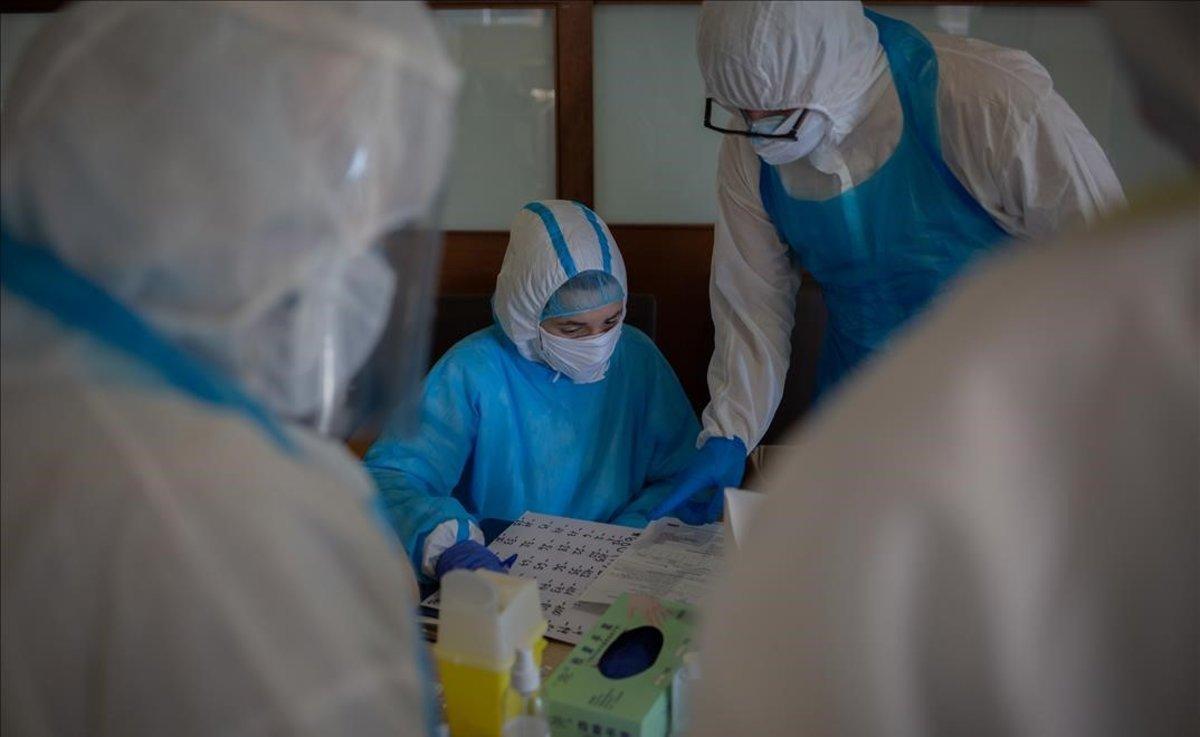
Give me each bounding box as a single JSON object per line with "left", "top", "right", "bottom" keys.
{"left": 363, "top": 350, "right": 481, "bottom": 571}
{"left": 610, "top": 343, "right": 702, "bottom": 527}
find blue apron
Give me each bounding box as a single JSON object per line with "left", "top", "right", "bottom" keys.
{"left": 760, "top": 10, "right": 1010, "bottom": 397}
{"left": 0, "top": 227, "right": 295, "bottom": 454}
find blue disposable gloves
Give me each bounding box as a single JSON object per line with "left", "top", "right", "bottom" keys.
{"left": 613, "top": 502, "right": 717, "bottom": 529}
{"left": 434, "top": 540, "right": 509, "bottom": 579}
{"left": 649, "top": 436, "right": 747, "bottom": 523}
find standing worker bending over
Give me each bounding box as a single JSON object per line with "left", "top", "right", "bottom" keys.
{"left": 657, "top": 0, "right": 1126, "bottom": 519}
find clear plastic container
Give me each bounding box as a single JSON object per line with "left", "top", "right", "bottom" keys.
{"left": 670, "top": 652, "right": 701, "bottom": 736}
{"left": 503, "top": 648, "right": 549, "bottom": 737}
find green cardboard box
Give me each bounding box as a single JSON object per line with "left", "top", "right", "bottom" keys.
{"left": 545, "top": 594, "right": 697, "bottom": 737}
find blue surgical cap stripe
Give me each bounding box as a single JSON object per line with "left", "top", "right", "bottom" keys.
{"left": 524, "top": 202, "right": 577, "bottom": 278}
{"left": 574, "top": 202, "right": 612, "bottom": 274}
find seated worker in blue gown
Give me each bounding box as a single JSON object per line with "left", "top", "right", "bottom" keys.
{"left": 365, "top": 199, "right": 700, "bottom": 580}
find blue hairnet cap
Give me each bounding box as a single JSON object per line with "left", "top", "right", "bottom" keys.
{"left": 541, "top": 270, "right": 625, "bottom": 320}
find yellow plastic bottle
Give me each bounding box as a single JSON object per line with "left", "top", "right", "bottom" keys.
{"left": 436, "top": 570, "right": 548, "bottom": 737}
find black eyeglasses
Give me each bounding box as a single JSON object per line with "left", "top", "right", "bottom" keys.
{"left": 702, "top": 98, "right": 805, "bottom": 139}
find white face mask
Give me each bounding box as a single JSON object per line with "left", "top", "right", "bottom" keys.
{"left": 750, "top": 108, "right": 831, "bottom": 166}
{"left": 538, "top": 323, "right": 622, "bottom": 384}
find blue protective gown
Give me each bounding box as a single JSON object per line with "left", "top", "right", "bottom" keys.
{"left": 760, "top": 10, "right": 1011, "bottom": 396}
{"left": 365, "top": 324, "right": 700, "bottom": 569}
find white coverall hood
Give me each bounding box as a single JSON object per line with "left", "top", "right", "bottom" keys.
{"left": 493, "top": 200, "right": 628, "bottom": 366}
{"left": 696, "top": 0, "right": 888, "bottom": 144}
{"left": 0, "top": 1, "right": 459, "bottom": 422}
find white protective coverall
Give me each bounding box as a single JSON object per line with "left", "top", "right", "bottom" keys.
{"left": 1, "top": 3, "right": 458, "bottom": 736}
{"left": 689, "top": 4, "right": 1198, "bottom": 735}
{"left": 696, "top": 0, "right": 1127, "bottom": 450}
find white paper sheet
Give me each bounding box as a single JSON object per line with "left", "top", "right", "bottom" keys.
{"left": 723, "top": 487, "right": 766, "bottom": 548}
{"left": 573, "top": 517, "right": 725, "bottom": 614}
{"left": 422, "top": 512, "right": 641, "bottom": 644}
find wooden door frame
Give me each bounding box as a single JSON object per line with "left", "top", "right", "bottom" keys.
{"left": 430, "top": 0, "right": 595, "bottom": 209}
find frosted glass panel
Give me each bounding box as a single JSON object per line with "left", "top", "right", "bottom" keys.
{"left": 594, "top": 4, "right": 1188, "bottom": 224}
{"left": 594, "top": 4, "right": 719, "bottom": 224}
{"left": 434, "top": 8, "right": 556, "bottom": 230}
{"left": 1, "top": 14, "right": 50, "bottom": 110}
{"left": 873, "top": 4, "right": 1190, "bottom": 196}
{"left": 4, "top": 10, "right": 554, "bottom": 230}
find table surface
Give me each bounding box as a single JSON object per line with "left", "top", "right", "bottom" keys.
{"left": 542, "top": 639, "right": 574, "bottom": 672}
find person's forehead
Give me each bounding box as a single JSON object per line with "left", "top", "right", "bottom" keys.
{"left": 553, "top": 302, "right": 622, "bottom": 323}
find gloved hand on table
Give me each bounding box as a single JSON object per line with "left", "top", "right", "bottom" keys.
{"left": 649, "top": 436, "right": 747, "bottom": 523}
{"left": 434, "top": 540, "right": 509, "bottom": 579}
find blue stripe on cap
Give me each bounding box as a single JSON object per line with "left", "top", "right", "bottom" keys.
{"left": 574, "top": 202, "right": 612, "bottom": 274}
{"left": 524, "top": 202, "right": 577, "bottom": 278}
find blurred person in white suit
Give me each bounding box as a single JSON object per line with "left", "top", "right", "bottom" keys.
{"left": 1, "top": 2, "right": 458, "bottom": 735}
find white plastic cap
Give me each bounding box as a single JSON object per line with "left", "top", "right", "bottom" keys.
{"left": 510, "top": 647, "right": 540, "bottom": 696}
